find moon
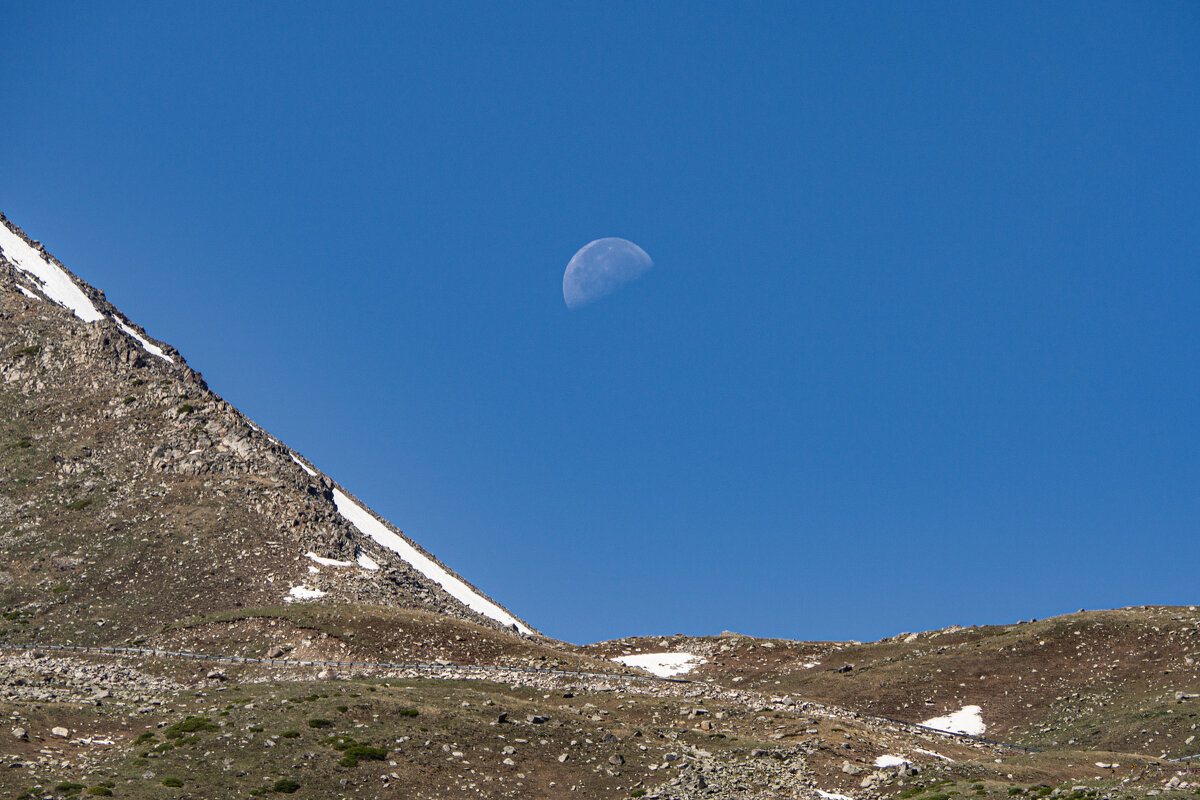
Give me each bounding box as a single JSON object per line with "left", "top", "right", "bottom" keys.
{"left": 563, "top": 237, "right": 653, "bottom": 309}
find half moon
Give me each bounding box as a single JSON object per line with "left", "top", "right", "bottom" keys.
{"left": 563, "top": 237, "right": 653, "bottom": 309}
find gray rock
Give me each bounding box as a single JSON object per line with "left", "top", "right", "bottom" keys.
{"left": 50, "top": 726, "right": 69, "bottom": 738}
{"left": 609, "top": 754, "right": 625, "bottom": 766}
{"left": 11, "top": 727, "right": 27, "bottom": 741}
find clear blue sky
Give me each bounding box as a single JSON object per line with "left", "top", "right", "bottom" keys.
{"left": 3, "top": 2, "right": 1198, "bottom": 644}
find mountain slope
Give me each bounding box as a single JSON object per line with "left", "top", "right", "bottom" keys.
{"left": 0, "top": 213, "right": 535, "bottom": 650}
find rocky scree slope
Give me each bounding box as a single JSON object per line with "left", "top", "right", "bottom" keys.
{"left": 0, "top": 214, "right": 536, "bottom": 654}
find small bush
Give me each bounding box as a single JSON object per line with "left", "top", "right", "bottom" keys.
{"left": 281, "top": 730, "right": 300, "bottom": 738}
{"left": 162, "top": 777, "right": 184, "bottom": 787}
{"left": 123, "top": 396, "right": 135, "bottom": 405}
{"left": 55, "top": 783, "right": 85, "bottom": 796}
{"left": 307, "top": 718, "right": 333, "bottom": 728}
{"left": 165, "top": 716, "right": 218, "bottom": 738}
{"left": 321, "top": 735, "right": 357, "bottom": 751}
{"left": 65, "top": 498, "right": 92, "bottom": 510}
{"left": 15, "top": 345, "right": 40, "bottom": 356}
{"left": 340, "top": 743, "right": 387, "bottom": 767}
{"left": 273, "top": 779, "right": 301, "bottom": 793}
{"left": 632, "top": 791, "right": 648, "bottom": 799}
{"left": 177, "top": 404, "right": 194, "bottom": 415}
{"left": 336, "top": 705, "right": 348, "bottom": 712}
{"left": 52, "top": 585, "right": 69, "bottom": 594}
{"left": 132, "top": 378, "right": 146, "bottom": 386}
{"left": 86, "top": 789, "right": 113, "bottom": 797}
{"left": 397, "top": 707, "right": 419, "bottom": 717}
{"left": 133, "top": 732, "right": 156, "bottom": 745}
{"left": 249, "top": 726, "right": 265, "bottom": 732}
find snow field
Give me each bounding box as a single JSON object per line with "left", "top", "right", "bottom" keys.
{"left": 920, "top": 704, "right": 986, "bottom": 736}
{"left": 0, "top": 224, "right": 103, "bottom": 322}
{"left": 112, "top": 315, "right": 173, "bottom": 363}
{"left": 332, "top": 488, "right": 531, "bottom": 634}
{"left": 611, "top": 652, "right": 707, "bottom": 678}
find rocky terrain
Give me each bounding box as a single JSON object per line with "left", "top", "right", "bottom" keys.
{"left": 1, "top": 215, "right": 1197, "bottom": 799}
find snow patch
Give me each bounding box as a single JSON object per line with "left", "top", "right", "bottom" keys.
{"left": 802, "top": 662, "right": 821, "bottom": 669}
{"left": 914, "top": 748, "right": 954, "bottom": 762}
{"left": 18, "top": 285, "right": 38, "bottom": 300}
{"left": 875, "top": 755, "right": 909, "bottom": 768}
{"left": 112, "top": 315, "right": 173, "bottom": 363}
{"left": 290, "top": 453, "right": 317, "bottom": 476}
{"left": 612, "top": 652, "right": 706, "bottom": 678}
{"left": 306, "top": 552, "right": 354, "bottom": 568}
{"left": 307, "top": 565, "right": 320, "bottom": 574}
{"left": 817, "top": 791, "right": 854, "bottom": 800}
{"left": 921, "top": 705, "right": 985, "bottom": 736}
{"left": 357, "top": 552, "right": 380, "bottom": 571}
{"left": 288, "top": 585, "right": 326, "bottom": 600}
{"left": 0, "top": 224, "right": 103, "bottom": 322}
{"left": 331, "top": 488, "right": 531, "bottom": 634}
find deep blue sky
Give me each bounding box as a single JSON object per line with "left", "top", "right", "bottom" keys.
{"left": 4, "top": 3, "right": 1198, "bottom": 644}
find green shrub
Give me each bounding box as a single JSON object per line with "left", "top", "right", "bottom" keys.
{"left": 133, "top": 732, "right": 156, "bottom": 745}
{"left": 164, "top": 716, "right": 218, "bottom": 738}
{"left": 321, "top": 735, "right": 357, "bottom": 751}
{"left": 86, "top": 789, "right": 113, "bottom": 797}
{"left": 55, "top": 783, "right": 85, "bottom": 796}
{"left": 123, "top": 396, "right": 135, "bottom": 404}
{"left": 52, "top": 585, "right": 69, "bottom": 594}
{"left": 281, "top": 730, "right": 300, "bottom": 738}
{"left": 397, "top": 707, "right": 419, "bottom": 717}
{"left": 340, "top": 743, "right": 387, "bottom": 767}
{"left": 65, "top": 498, "right": 92, "bottom": 510}
{"left": 177, "top": 404, "right": 195, "bottom": 415}
{"left": 632, "top": 791, "right": 647, "bottom": 799}
{"left": 162, "top": 777, "right": 183, "bottom": 787}
{"left": 273, "top": 779, "right": 301, "bottom": 793}
{"left": 15, "top": 345, "right": 40, "bottom": 356}
{"left": 307, "top": 718, "right": 333, "bottom": 728}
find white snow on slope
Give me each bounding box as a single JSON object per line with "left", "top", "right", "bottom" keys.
{"left": 817, "top": 791, "right": 854, "bottom": 800}
{"left": 921, "top": 705, "right": 985, "bottom": 736}
{"left": 112, "top": 315, "right": 173, "bottom": 363}
{"left": 612, "top": 652, "right": 706, "bottom": 678}
{"left": 914, "top": 748, "right": 954, "bottom": 762}
{"left": 332, "top": 488, "right": 532, "bottom": 634}
{"left": 875, "top": 755, "right": 910, "bottom": 768}
{"left": 18, "top": 285, "right": 38, "bottom": 300}
{"left": 290, "top": 453, "right": 317, "bottom": 476}
{"left": 288, "top": 585, "right": 326, "bottom": 600}
{"left": 357, "top": 553, "right": 379, "bottom": 571}
{"left": 0, "top": 224, "right": 103, "bottom": 322}
{"left": 306, "top": 552, "right": 355, "bottom": 568}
